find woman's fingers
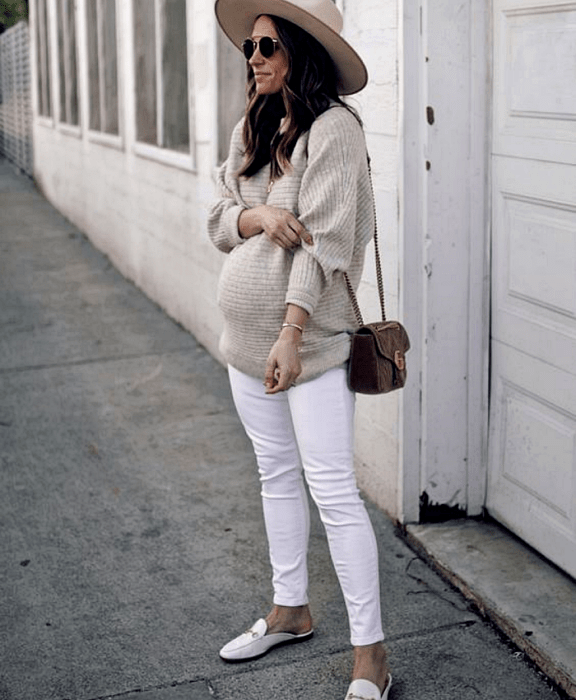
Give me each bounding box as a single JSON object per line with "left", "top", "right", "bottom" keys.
{"left": 264, "top": 358, "right": 277, "bottom": 390}
{"left": 268, "top": 222, "right": 300, "bottom": 248}
{"left": 264, "top": 361, "right": 292, "bottom": 393}
{"left": 265, "top": 366, "right": 295, "bottom": 393}
{"left": 261, "top": 207, "right": 312, "bottom": 248}
{"left": 292, "top": 219, "right": 314, "bottom": 246}
{"left": 272, "top": 226, "right": 300, "bottom": 249}
{"left": 264, "top": 339, "right": 302, "bottom": 393}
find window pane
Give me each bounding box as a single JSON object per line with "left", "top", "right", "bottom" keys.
{"left": 57, "top": 0, "right": 66, "bottom": 120}
{"left": 57, "top": 0, "right": 80, "bottom": 125}
{"left": 102, "top": 0, "right": 118, "bottom": 134}
{"left": 36, "top": 0, "right": 52, "bottom": 117}
{"left": 134, "top": 0, "right": 157, "bottom": 144}
{"left": 217, "top": 27, "right": 245, "bottom": 163}
{"left": 161, "top": 0, "right": 189, "bottom": 152}
{"left": 67, "top": 0, "right": 79, "bottom": 125}
{"left": 35, "top": 0, "right": 43, "bottom": 116}
{"left": 86, "top": 0, "right": 101, "bottom": 130}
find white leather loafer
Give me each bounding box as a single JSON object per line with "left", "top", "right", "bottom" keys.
{"left": 219, "top": 618, "right": 314, "bottom": 662}
{"left": 345, "top": 674, "right": 392, "bottom": 700}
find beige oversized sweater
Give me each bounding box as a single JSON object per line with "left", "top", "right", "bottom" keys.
{"left": 208, "top": 105, "right": 374, "bottom": 384}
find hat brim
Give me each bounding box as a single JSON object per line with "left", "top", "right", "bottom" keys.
{"left": 215, "top": 0, "right": 368, "bottom": 95}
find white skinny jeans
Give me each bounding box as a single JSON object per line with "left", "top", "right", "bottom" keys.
{"left": 228, "top": 364, "right": 384, "bottom": 647}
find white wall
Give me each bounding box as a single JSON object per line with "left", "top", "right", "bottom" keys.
{"left": 31, "top": 0, "right": 225, "bottom": 366}
{"left": 30, "top": 0, "right": 405, "bottom": 520}
{"left": 343, "top": 0, "right": 403, "bottom": 517}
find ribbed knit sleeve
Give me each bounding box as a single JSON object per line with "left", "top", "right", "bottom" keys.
{"left": 285, "top": 108, "right": 365, "bottom": 315}
{"left": 207, "top": 121, "right": 247, "bottom": 254}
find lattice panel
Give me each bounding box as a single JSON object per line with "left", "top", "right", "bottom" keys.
{"left": 0, "top": 21, "right": 33, "bottom": 175}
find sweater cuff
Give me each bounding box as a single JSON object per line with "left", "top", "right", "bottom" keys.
{"left": 223, "top": 204, "right": 247, "bottom": 248}
{"left": 286, "top": 249, "right": 324, "bottom": 316}
{"left": 284, "top": 290, "right": 316, "bottom": 317}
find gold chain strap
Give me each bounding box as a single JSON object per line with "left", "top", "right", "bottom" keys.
{"left": 343, "top": 156, "right": 387, "bottom": 326}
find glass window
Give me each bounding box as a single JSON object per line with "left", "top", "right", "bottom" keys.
{"left": 56, "top": 0, "right": 80, "bottom": 125}
{"left": 133, "top": 0, "right": 189, "bottom": 152}
{"left": 217, "top": 26, "right": 245, "bottom": 163}
{"left": 86, "top": 0, "right": 119, "bottom": 134}
{"left": 35, "top": 0, "right": 52, "bottom": 117}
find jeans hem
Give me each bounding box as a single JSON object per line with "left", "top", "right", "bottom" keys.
{"left": 273, "top": 596, "right": 310, "bottom": 607}
{"left": 350, "top": 632, "right": 386, "bottom": 647}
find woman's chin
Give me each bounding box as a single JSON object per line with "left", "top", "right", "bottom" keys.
{"left": 255, "top": 81, "right": 281, "bottom": 96}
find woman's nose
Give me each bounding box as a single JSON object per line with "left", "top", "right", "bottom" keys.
{"left": 249, "top": 47, "right": 264, "bottom": 66}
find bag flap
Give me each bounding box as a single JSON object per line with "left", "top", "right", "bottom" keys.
{"left": 357, "top": 322, "right": 411, "bottom": 363}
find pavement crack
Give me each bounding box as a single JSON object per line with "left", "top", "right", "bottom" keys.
{"left": 405, "top": 556, "right": 470, "bottom": 612}
{"left": 0, "top": 348, "right": 193, "bottom": 375}
{"left": 207, "top": 621, "right": 480, "bottom": 683}
{"left": 84, "top": 678, "right": 212, "bottom": 700}
{"left": 386, "top": 618, "right": 478, "bottom": 643}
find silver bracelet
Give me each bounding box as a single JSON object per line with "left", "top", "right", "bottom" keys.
{"left": 281, "top": 322, "right": 303, "bottom": 333}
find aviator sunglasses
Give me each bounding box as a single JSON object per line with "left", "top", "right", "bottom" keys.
{"left": 242, "top": 36, "right": 280, "bottom": 60}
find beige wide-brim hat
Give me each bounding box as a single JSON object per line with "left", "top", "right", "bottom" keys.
{"left": 214, "top": 0, "right": 368, "bottom": 95}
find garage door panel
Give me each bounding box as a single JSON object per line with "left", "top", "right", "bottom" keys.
{"left": 504, "top": 193, "right": 576, "bottom": 318}
{"left": 493, "top": 154, "right": 576, "bottom": 203}
{"left": 493, "top": 1, "right": 576, "bottom": 163}
{"left": 492, "top": 312, "right": 576, "bottom": 377}
{"left": 489, "top": 0, "right": 576, "bottom": 578}
{"left": 501, "top": 394, "right": 573, "bottom": 522}
{"left": 488, "top": 343, "right": 576, "bottom": 576}
{"left": 491, "top": 161, "right": 576, "bottom": 375}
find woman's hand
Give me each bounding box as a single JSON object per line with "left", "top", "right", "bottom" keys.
{"left": 264, "top": 327, "right": 302, "bottom": 393}
{"left": 239, "top": 206, "right": 313, "bottom": 249}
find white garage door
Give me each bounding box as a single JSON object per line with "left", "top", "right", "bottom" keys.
{"left": 488, "top": 0, "right": 576, "bottom": 578}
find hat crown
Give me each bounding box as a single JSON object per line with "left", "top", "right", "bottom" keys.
{"left": 280, "top": 0, "right": 343, "bottom": 35}
{"left": 215, "top": 0, "right": 367, "bottom": 94}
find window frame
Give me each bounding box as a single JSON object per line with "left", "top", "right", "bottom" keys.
{"left": 132, "top": 0, "right": 195, "bottom": 170}
{"left": 85, "top": 0, "right": 123, "bottom": 149}
{"left": 34, "top": 0, "right": 54, "bottom": 124}
{"left": 55, "top": 0, "right": 81, "bottom": 133}
{"left": 216, "top": 22, "right": 245, "bottom": 165}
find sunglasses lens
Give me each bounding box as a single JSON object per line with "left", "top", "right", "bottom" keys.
{"left": 242, "top": 37, "right": 276, "bottom": 60}
{"left": 259, "top": 36, "right": 275, "bottom": 58}
{"left": 242, "top": 39, "right": 254, "bottom": 59}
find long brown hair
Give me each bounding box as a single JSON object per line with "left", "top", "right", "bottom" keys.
{"left": 239, "top": 15, "right": 361, "bottom": 180}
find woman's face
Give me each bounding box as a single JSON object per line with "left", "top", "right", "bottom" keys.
{"left": 249, "top": 15, "right": 289, "bottom": 95}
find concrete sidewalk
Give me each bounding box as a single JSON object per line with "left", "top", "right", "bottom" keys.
{"left": 0, "top": 158, "right": 566, "bottom": 700}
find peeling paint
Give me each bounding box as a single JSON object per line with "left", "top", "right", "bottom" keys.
{"left": 420, "top": 490, "right": 467, "bottom": 523}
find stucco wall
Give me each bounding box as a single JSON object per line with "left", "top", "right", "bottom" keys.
{"left": 31, "top": 0, "right": 403, "bottom": 519}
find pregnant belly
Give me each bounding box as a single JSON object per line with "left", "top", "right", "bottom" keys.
{"left": 217, "top": 237, "right": 292, "bottom": 331}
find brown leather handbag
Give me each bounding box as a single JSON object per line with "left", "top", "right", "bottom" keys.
{"left": 344, "top": 163, "right": 410, "bottom": 395}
